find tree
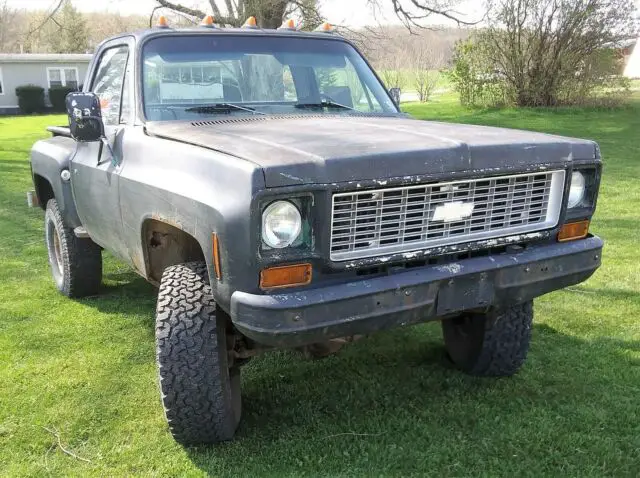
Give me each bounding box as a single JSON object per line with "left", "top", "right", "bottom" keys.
{"left": 411, "top": 43, "right": 445, "bottom": 102}
{"left": 153, "top": 0, "right": 484, "bottom": 29}
{"left": 452, "top": 0, "right": 639, "bottom": 107}
{"left": 154, "top": 0, "right": 313, "bottom": 29}
{"left": 48, "top": 0, "right": 89, "bottom": 53}
{"left": 366, "top": 0, "right": 484, "bottom": 28}
{"left": 0, "top": 0, "right": 23, "bottom": 52}
{"left": 20, "top": 0, "right": 89, "bottom": 53}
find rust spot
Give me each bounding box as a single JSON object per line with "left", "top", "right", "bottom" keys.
{"left": 142, "top": 219, "right": 204, "bottom": 283}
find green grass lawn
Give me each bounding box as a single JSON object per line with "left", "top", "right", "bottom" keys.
{"left": 1, "top": 102, "right": 639, "bottom": 476}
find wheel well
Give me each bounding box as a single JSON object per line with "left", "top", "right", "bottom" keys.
{"left": 141, "top": 219, "right": 206, "bottom": 283}
{"left": 33, "top": 174, "right": 54, "bottom": 209}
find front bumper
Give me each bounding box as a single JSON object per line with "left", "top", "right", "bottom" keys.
{"left": 230, "top": 236, "right": 603, "bottom": 347}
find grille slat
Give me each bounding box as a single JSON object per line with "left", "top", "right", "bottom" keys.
{"left": 330, "top": 171, "right": 565, "bottom": 261}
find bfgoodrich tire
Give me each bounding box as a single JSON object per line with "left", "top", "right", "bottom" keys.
{"left": 156, "top": 262, "right": 241, "bottom": 446}
{"left": 44, "top": 199, "right": 102, "bottom": 298}
{"left": 442, "top": 301, "right": 533, "bottom": 377}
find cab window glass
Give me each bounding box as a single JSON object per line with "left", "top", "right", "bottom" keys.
{"left": 315, "top": 58, "right": 382, "bottom": 112}
{"left": 92, "top": 45, "right": 129, "bottom": 125}
{"left": 120, "top": 66, "right": 131, "bottom": 123}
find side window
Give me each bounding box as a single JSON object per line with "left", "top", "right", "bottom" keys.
{"left": 283, "top": 66, "right": 297, "bottom": 101}
{"left": 316, "top": 58, "right": 382, "bottom": 112}
{"left": 120, "top": 67, "right": 130, "bottom": 124}
{"left": 91, "top": 45, "right": 129, "bottom": 125}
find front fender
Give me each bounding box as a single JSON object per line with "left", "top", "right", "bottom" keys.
{"left": 30, "top": 137, "right": 82, "bottom": 228}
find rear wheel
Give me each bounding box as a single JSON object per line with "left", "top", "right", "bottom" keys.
{"left": 44, "top": 199, "right": 102, "bottom": 298}
{"left": 156, "top": 262, "right": 241, "bottom": 445}
{"left": 442, "top": 301, "right": 533, "bottom": 377}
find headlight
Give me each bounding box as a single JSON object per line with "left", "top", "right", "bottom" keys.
{"left": 567, "top": 171, "right": 586, "bottom": 208}
{"left": 262, "top": 201, "right": 302, "bottom": 248}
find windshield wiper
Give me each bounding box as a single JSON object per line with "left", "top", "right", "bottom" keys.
{"left": 184, "top": 103, "right": 266, "bottom": 115}
{"left": 294, "top": 99, "right": 355, "bottom": 111}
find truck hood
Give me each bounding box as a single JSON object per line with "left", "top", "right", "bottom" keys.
{"left": 145, "top": 115, "right": 598, "bottom": 188}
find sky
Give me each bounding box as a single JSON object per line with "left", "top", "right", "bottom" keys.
{"left": 7, "top": 0, "right": 486, "bottom": 28}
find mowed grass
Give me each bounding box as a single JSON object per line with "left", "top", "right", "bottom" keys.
{"left": 1, "top": 101, "right": 639, "bottom": 476}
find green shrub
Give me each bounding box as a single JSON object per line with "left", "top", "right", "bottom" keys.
{"left": 448, "top": 38, "right": 514, "bottom": 108}
{"left": 15, "top": 85, "right": 46, "bottom": 114}
{"left": 48, "top": 85, "right": 76, "bottom": 112}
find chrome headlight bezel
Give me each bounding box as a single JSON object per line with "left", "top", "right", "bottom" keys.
{"left": 564, "top": 164, "right": 601, "bottom": 222}
{"left": 261, "top": 200, "right": 302, "bottom": 249}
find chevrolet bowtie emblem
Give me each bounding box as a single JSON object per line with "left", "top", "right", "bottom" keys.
{"left": 432, "top": 201, "right": 475, "bottom": 222}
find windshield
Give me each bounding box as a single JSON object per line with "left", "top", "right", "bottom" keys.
{"left": 142, "top": 34, "right": 398, "bottom": 120}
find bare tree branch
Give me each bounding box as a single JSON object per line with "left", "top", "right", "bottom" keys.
{"left": 149, "top": 5, "right": 162, "bottom": 27}
{"left": 24, "top": 0, "right": 64, "bottom": 38}
{"left": 367, "top": 0, "right": 486, "bottom": 29}
{"left": 156, "top": 0, "right": 206, "bottom": 18}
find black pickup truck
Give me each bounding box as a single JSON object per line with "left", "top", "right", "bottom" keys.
{"left": 29, "top": 17, "right": 603, "bottom": 445}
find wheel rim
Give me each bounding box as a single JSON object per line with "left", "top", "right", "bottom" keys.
{"left": 46, "top": 215, "right": 64, "bottom": 286}
{"left": 53, "top": 227, "right": 64, "bottom": 273}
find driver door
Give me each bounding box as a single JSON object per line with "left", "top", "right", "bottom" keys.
{"left": 70, "top": 39, "right": 133, "bottom": 261}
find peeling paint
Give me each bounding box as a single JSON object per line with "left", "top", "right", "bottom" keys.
{"left": 339, "top": 230, "right": 551, "bottom": 270}
{"left": 279, "top": 172, "right": 304, "bottom": 182}
{"left": 436, "top": 263, "right": 462, "bottom": 274}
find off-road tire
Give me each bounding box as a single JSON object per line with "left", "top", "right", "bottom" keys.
{"left": 442, "top": 301, "right": 533, "bottom": 377}
{"left": 156, "top": 262, "right": 241, "bottom": 446}
{"left": 44, "top": 199, "right": 102, "bottom": 298}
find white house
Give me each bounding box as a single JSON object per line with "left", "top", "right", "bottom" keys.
{"left": 624, "top": 38, "right": 640, "bottom": 79}
{"left": 0, "top": 53, "right": 92, "bottom": 114}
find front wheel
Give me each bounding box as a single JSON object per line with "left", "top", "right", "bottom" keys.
{"left": 44, "top": 199, "right": 102, "bottom": 298}
{"left": 442, "top": 301, "right": 533, "bottom": 377}
{"left": 156, "top": 262, "right": 241, "bottom": 446}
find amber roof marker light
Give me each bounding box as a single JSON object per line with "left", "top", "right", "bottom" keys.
{"left": 278, "top": 19, "right": 297, "bottom": 30}
{"left": 315, "top": 22, "right": 335, "bottom": 33}
{"left": 200, "top": 15, "right": 216, "bottom": 28}
{"left": 156, "top": 15, "right": 169, "bottom": 28}
{"left": 243, "top": 16, "right": 258, "bottom": 29}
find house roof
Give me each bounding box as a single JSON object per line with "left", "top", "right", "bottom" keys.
{"left": 0, "top": 53, "right": 93, "bottom": 63}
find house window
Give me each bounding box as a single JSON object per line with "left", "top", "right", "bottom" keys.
{"left": 46, "top": 67, "right": 79, "bottom": 89}
{"left": 0, "top": 67, "right": 4, "bottom": 95}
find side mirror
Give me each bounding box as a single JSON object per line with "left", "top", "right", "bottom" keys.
{"left": 389, "top": 87, "right": 401, "bottom": 107}
{"left": 65, "top": 92, "right": 104, "bottom": 142}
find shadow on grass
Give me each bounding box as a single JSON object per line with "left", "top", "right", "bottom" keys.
{"left": 57, "top": 267, "right": 639, "bottom": 476}
{"left": 178, "top": 322, "right": 640, "bottom": 476}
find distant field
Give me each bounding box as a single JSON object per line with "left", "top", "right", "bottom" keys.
{"left": 1, "top": 102, "right": 639, "bottom": 476}
{"left": 379, "top": 69, "right": 452, "bottom": 93}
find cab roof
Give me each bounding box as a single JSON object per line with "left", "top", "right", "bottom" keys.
{"left": 105, "top": 25, "right": 346, "bottom": 47}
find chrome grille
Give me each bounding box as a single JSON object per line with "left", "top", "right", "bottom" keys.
{"left": 330, "top": 171, "right": 565, "bottom": 261}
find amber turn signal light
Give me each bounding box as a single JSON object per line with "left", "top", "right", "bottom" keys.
{"left": 212, "top": 233, "right": 222, "bottom": 280}
{"left": 558, "top": 220, "right": 590, "bottom": 242}
{"left": 260, "top": 264, "right": 312, "bottom": 289}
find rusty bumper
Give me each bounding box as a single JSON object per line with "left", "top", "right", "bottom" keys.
{"left": 230, "top": 236, "right": 603, "bottom": 347}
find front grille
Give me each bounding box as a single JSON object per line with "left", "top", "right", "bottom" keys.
{"left": 330, "top": 170, "right": 565, "bottom": 261}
